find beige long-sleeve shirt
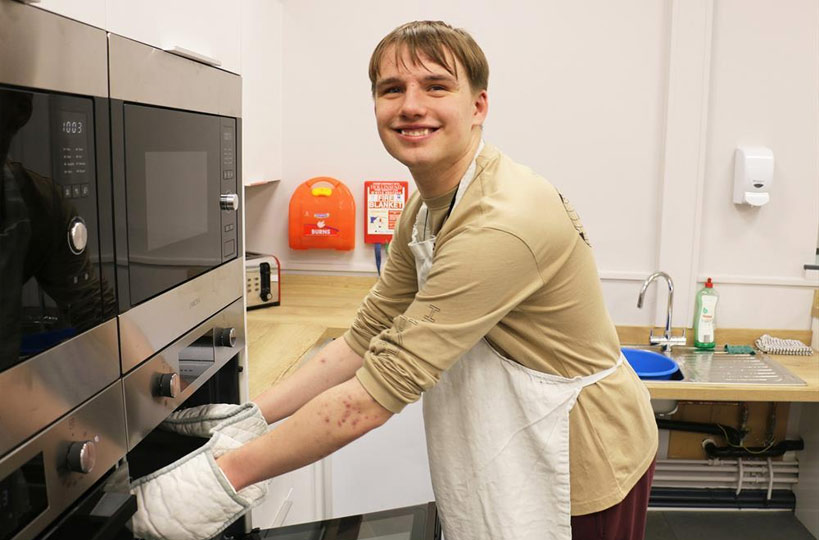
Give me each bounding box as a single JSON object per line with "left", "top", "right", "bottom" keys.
{"left": 344, "top": 144, "right": 658, "bottom": 515}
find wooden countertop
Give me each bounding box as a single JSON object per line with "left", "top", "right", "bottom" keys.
{"left": 246, "top": 274, "right": 819, "bottom": 402}
{"left": 246, "top": 275, "right": 375, "bottom": 399}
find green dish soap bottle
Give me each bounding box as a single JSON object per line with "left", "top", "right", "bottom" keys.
{"left": 694, "top": 278, "right": 718, "bottom": 349}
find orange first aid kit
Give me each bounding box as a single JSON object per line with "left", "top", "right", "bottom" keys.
{"left": 288, "top": 176, "right": 356, "bottom": 251}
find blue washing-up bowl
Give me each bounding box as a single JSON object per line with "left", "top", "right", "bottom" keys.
{"left": 621, "top": 348, "right": 679, "bottom": 380}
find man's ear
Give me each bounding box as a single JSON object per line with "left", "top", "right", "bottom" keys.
{"left": 473, "top": 90, "right": 488, "bottom": 126}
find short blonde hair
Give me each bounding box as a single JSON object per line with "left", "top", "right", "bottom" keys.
{"left": 369, "top": 21, "right": 489, "bottom": 95}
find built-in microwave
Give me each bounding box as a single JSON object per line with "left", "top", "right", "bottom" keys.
{"left": 0, "top": 4, "right": 129, "bottom": 540}
{"left": 0, "top": 1, "right": 120, "bottom": 457}
{"left": 110, "top": 36, "right": 241, "bottom": 312}
{"left": 108, "top": 34, "right": 244, "bottom": 373}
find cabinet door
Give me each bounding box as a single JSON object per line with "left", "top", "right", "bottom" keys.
{"left": 241, "top": 0, "right": 282, "bottom": 186}
{"left": 107, "top": 0, "right": 241, "bottom": 74}
{"left": 251, "top": 460, "right": 327, "bottom": 528}
{"left": 34, "top": 0, "right": 107, "bottom": 29}
{"left": 327, "top": 400, "right": 434, "bottom": 518}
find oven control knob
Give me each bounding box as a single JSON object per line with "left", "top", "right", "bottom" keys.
{"left": 220, "top": 193, "right": 239, "bottom": 211}
{"left": 66, "top": 439, "right": 97, "bottom": 474}
{"left": 158, "top": 372, "right": 180, "bottom": 398}
{"left": 216, "top": 327, "right": 236, "bottom": 347}
{"left": 67, "top": 217, "right": 88, "bottom": 255}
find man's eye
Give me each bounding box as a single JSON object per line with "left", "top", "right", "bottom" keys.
{"left": 383, "top": 87, "right": 401, "bottom": 95}
{"left": 429, "top": 85, "right": 446, "bottom": 92}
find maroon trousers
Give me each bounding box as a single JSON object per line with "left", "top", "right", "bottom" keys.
{"left": 570, "top": 459, "right": 656, "bottom": 540}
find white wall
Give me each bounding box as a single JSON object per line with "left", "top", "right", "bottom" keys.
{"left": 245, "top": 0, "right": 819, "bottom": 330}
{"left": 694, "top": 0, "right": 819, "bottom": 329}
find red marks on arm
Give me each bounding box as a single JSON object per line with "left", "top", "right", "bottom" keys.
{"left": 319, "top": 392, "right": 373, "bottom": 433}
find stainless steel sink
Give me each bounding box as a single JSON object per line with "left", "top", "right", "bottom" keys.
{"left": 672, "top": 352, "right": 805, "bottom": 385}
{"left": 624, "top": 345, "right": 806, "bottom": 386}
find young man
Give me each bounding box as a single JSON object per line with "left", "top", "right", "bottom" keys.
{"left": 131, "top": 21, "right": 657, "bottom": 540}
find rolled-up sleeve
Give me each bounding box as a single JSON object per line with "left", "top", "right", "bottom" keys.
{"left": 356, "top": 226, "right": 544, "bottom": 413}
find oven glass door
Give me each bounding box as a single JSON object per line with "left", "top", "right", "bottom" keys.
{"left": 257, "top": 504, "right": 439, "bottom": 540}
{"left": 122, "top": 104, "right": 236, "bottom": 307}
{"left": 0, "top": 86, "right": 112, "bottom": 372}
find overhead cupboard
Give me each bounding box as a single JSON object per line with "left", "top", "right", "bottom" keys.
{"left": 33, "top": 0, "right": 242, "bottom": 74}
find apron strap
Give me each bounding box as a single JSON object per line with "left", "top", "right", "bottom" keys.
{"left": 410, "top": 205, "right": 428, "bottom": 244}
{"left": 574, "top": 353, "right": 625, "bottom": 389}
{"left": 410, "top": 140, "right": 485, "bottom": 246}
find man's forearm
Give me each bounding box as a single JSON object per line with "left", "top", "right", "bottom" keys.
{"left": 253, "top": 337, "right": 365, "bottom": 424}
{"left": 219, "top": 376, "right": 392, "bottom": 491}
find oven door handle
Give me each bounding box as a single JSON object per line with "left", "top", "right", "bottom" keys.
{"left": 85, "top": 491, "right": 138, "bottom": 540}
{"left": 44, "top": 489, "right": 138, "bottom": 540}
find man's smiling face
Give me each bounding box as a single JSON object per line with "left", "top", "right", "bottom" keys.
{"left": 373, "top": 45, "right": 487, "bottom": 179}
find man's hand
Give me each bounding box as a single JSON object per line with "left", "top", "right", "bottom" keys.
{"left": 130, "top": 429, "right": 268, "bottom": 540}
{"left": 161, "top": 402, "right": 267, "bottom": 442}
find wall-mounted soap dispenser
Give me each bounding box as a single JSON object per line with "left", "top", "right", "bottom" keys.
{"left": 733, "top": 146, "right": 774, "bottom": 206}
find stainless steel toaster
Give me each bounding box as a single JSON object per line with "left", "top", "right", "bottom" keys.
{"left": 245, "top": 252, "right": 281, "bottom": 309}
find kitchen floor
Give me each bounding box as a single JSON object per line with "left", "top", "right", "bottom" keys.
{"left": 645, "top": 510, "right": 816, "bottom": 540}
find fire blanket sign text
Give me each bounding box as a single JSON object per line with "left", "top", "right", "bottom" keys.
{"left": 364, "top": 181, "right": 408, "bottom": 244}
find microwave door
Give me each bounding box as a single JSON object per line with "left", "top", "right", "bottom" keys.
{"left": 122, "top": 105, "right": 224, "bottom": 306}
{"left": 1, "top": 87, "right": 113, "bottom": 371}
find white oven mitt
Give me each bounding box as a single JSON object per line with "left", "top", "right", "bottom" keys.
{"left": 129, "top": 430, "right": 268, "bottom": 540}
{"left": 161, "top": 402, "right": 268, "bottom": 446}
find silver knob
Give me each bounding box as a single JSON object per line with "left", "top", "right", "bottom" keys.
{"left": 157, "top": 372, "right": 180, "bottom": 398}
{"left": 216, "top": 327, "right": 236, "bottom": 347}
{"left": 66, "top": 439, "right": 97, "bottom": 474}
{"left": 220, "top": 193, "right": 239, "bottom": 211}
{"left": 67, "top": 217, "right": 88, "bottom": 254}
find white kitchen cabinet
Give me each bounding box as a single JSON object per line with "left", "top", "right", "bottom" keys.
{"left": 326, "top": 400, "right": 434, "bottom": 518}
{"left": 251, "top": 456, "right": 327, "bottom": 528}
{"left": 240, "top": 0, "right": 282, "bottom": 186}
{"left": 106, "top": 0, "right": 241, "bottom": 74}
{"left": 794, "top": 402, "right": 819, "bottom": 537}
{"left": 32, "top": 1, "right": 241, "bottom": 74}
{"left": 33, "top": 0, "right": 107, "bottom": 29}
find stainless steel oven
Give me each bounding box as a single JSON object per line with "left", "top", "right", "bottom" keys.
{"left": 122, "top": 298, "right": 245, "bottom": 452}
{"left": 0, "top": 3, "right": 128, "bottom": 540}
{"left": 108, "top": 33, "right": 244, "bottom": 374}
{"left": 105, "top": 29, "right": 250, "bottom": 540}
{"left": 2, "top": 3, "right": 248, "bottom": 540}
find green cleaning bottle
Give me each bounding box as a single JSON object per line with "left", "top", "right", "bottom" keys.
{"left": 693, "top": 278, "right": 718, "bottom": 349}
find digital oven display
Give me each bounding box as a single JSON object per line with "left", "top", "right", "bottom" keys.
{"left": 59, "top": 112, "right": 85, "bottom": 136}
{"left": 57, "top": 110, "right": 90, "bottom": 182}
{"left": 0, "top": 453, "right": 48, "bottom": 540}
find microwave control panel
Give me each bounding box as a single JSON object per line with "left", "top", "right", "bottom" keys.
{"left": 220, "top": 119, "right": 237, "bottom": 261}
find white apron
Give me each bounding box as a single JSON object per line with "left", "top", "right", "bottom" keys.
{"left": 409, "top": 149, "right": 624, "bottom": 540}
